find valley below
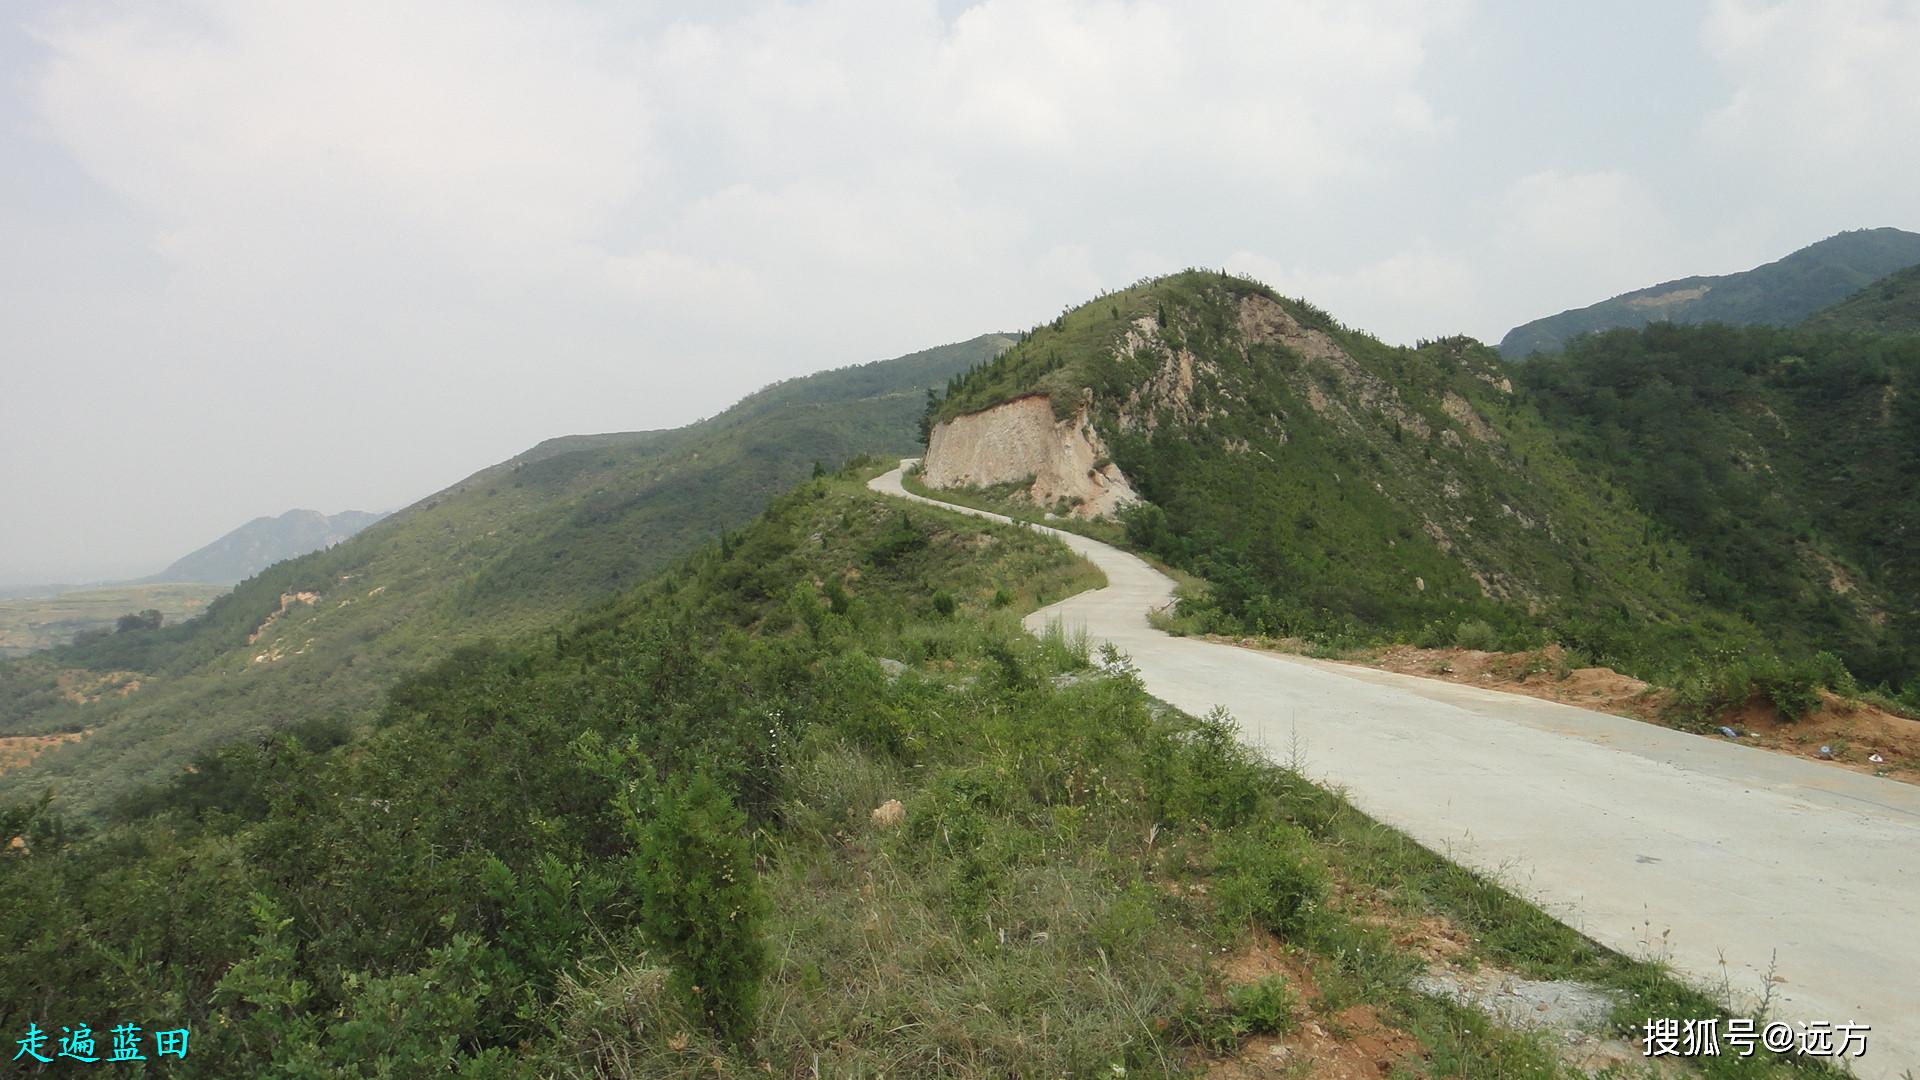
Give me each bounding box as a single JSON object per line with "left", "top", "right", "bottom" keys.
{"left": 0, "top": 583, "right": 224, "bottom": 659}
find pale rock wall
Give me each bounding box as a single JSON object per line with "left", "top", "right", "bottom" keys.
{"left": 922, "top": 394, "right": 1139, "bottom": 519}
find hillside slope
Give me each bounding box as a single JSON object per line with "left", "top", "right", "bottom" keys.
{"left": 151, "top": 508, "right": 386, "bottom": 584}
{"left": 930, "top": 272, "right": 1729, "bottom": 669}
{"left": 1499, "top": 227, "right": 1920, "bottom": 357}
{"left": 1518, "top": 321, "right": 1920, "bottom": 688}
{"left": 2, "top": 468, "right": 1807, "bottom": 1077}
{"left": 1804, "top": 262, "right": 1920, "bottom": 335}
{"left": 924, "top": 270, "right": 1913, "bottom": 699}
{"left": 0, "top": 334, "right": 1009, "bottom": 816}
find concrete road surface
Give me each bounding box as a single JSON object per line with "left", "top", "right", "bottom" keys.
{"left": 874, "top": 461, "right": 1920, "bottom": 1076}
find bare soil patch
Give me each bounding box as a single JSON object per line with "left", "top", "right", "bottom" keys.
{"left": 1204, "top": 929, "right": 1422, "bottom": 1080}
{"left": 1728, "top": 692, "right": 1920, "bottom": 780}
{"left": 0, "top": 730, "right": 88, "bottom": 776}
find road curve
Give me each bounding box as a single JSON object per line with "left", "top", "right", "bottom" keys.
{"left": 873, "top": 461, "right": 1920, "bottom": 1075}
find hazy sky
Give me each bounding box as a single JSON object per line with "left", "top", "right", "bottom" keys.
{"left": 3, "top": 0, "right": 1918, "bottom": 584}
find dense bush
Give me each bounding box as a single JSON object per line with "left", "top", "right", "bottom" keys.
{"left": 1667, "top": 650, "right": 1855, "bottom": 725}
{"left": 626, "top": 770, "right": 766, "bottom": 1043}
{"left": 1451, "top": 618, "right": 1500, "bottom": 651}
{"left": 1213, "top": 823, "right": 1329, "bottom": 939}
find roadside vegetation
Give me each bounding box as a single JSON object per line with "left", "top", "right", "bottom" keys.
{"left": 1, "top": 465, "right": 1829, "bottom": 1076}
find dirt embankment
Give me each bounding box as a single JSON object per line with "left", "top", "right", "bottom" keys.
{"left": 1204, "top": 928, "right": 1421, "bottom": 1079}
{"left": 1218, "top": 638, "right": 1920, "bottom": 783}
{"left": 922, "top": 394, "right": 1138, "bottom": 518}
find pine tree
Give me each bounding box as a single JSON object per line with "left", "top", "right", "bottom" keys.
{"left": 629, "top": 770, "right": 768, "bottom": 1044}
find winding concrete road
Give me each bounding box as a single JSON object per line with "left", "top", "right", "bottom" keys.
{"left": 874, "top": 461, "right": 1920, "bottom": 1076}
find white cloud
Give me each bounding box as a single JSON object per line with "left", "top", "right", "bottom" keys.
{"left": 937, "top": 0, "right": 1457, "bottom": 188}
{"left": 1221, "top": 170, "right": 1683, "bottom": 345}
{"left": 1702, "top": 0, "right": 1920, "bottom": 181}
{"left": 32, "top": 1, "right": 655, "bottom": 290}
{"left": 1495, "top": 170, "right": 1666, "bottom": 264}
{"left": 1226, "top": 249, "right": 1477, "bottom": 344}
{"left": 23, "top": 0, "right": 1461, "bottom": 318}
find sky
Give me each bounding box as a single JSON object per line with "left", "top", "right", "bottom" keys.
{"left": 3, "top": 0, "right": 1918, "bottom": 584}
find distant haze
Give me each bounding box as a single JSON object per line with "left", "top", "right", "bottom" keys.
{"left": 4, "top": 0, "right": 1919, "bottom": 583}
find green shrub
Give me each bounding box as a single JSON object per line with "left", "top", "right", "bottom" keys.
{"left": 823, "top": 576, "right": 853, "bottom": 615}
{"left": 1214, "top": 823, "right": 1327, "bottom": 938}
{"left": 1226, "top": 975, "right": 1299, "bottom": 1035}
{"left": 1669, "top": 652, "right": 1830, "bottom": 724}
{"left": 791, "top": 582, "right": 828, "bottom": 637}
{"left": 931, "top": 589, "right": 957, "bottom": 617}
{"left": 1090, "top": 882, "right": 1160, "bottom": 956}
{"left": 1759, "top": 664, "right": 1823, "bottom": 722}
{"left": 1145, "top": 707, "right": 1267, "bottom": 831}
{"left": 1452, "top": 618, "right": 1500, "bottom": 651}
{"left": 628, "top": 770, "right": 767, "bottom": 1044}
{"left": 867, "top": 512, "right": 927, "bottom": 565}
{"left": 984, "top": 637, "right": 1032, "bottom": 690}
{"left": 1810, "top": 650, "right": 1858, "bottom": 697}
{"left": 907, "top": 768, "right": 1013, "bottom": 931}
{"left": 1169, "top": 978, "right": 1244, "bottom": 1054}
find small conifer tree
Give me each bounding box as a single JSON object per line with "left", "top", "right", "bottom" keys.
{"left": 630, "top": 771, "right": 767, "bottom": 1044}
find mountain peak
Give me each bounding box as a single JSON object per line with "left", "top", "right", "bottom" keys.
{"left": 153, "top": 509, "right": 386, "bottom": 585}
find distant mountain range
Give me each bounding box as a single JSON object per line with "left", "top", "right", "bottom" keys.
{"left": 2, "top": 509, "right": 386, "bottom": 599}
{"left": 148, "top": 508, "right": 387, "bottom": 585}
{"left": 1500, "top": 227, "right": 1920, "bottom": 356}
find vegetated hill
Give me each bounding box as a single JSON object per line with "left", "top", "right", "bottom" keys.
{"left": 1517, "top": 321, "right": 1920, "bottom": 689}
{"left": 925, "top": 270, "right": 1911, "bottom": 699}
{"left": 1498, "top": 227, "right": 1920, "bottom": 357}
{"left": 1, "top": 467, "right": 1787, "bottom": 1076}
{"left": 150, "top": 508, "right": 387, "bottom": 584}
{"left": 1802, "top": 262, "right": 1920, "bottom": 335}
{"left": 0, "top": 333, "right": 1010, "bottom": 816}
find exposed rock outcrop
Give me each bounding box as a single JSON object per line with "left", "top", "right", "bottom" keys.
{"left": 922, "top": 394, "right": 1138, "bottom": 518}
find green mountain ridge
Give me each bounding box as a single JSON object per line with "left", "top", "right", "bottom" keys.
{"left": 0, "top": 333, "right": 1011, "bottom": 817}
{"left": 1498, "top": 227, "right": 1920, "bottom": 357}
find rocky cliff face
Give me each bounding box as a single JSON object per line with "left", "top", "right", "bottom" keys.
{"left": 921, "top": 394, "right": 1138, "bottom": 518}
